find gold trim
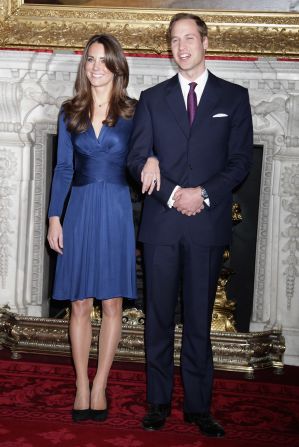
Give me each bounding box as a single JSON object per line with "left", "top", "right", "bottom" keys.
{"left": 0, "top": 1, "right": 298, "bottom": 57}
{"left": 0, "top": 307, "right": 285, "bottom": 377}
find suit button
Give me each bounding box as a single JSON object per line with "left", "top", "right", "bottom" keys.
{"left": 189, "top": 165, "right": 192, "bottom": 170}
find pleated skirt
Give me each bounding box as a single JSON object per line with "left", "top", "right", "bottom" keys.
{"left": 52, "top": 181, "right": 137, "bottom": 301}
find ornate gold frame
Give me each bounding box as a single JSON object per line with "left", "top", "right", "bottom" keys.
{"left": 0, "top": 1, "right": 298, "bottom": 57}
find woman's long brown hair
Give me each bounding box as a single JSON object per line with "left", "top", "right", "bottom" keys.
{"left": 63, "top": 34, "right": 136, "bottom": 132}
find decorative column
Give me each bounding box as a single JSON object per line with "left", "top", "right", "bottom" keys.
{"left": 250, "top": 61, "right": 299, "bottom": 366}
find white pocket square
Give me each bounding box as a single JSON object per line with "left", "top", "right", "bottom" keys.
{"left": 213, "top": 113, "right": 228, "bottom": 118}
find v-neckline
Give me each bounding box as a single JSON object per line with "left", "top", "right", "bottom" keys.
{"left": 91, "top": 122, "right": 105, "bottom": 141}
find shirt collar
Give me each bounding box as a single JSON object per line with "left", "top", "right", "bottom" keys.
{"left": 178, "top": 69, "right": 209, "bottom": 105}
{"left": 178, "top": 69, "right": 208, "bottom": 90}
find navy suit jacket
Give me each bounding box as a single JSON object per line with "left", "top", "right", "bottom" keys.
{"left": 127, "top": 71, "right": 253, "bottom": 246}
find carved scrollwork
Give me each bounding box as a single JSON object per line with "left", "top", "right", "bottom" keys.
{"left": 253, "top": 96, "right": 289, "bottom": 138}
{"left": 0, "top": 149, "right": 17, "bottom": 289}
{"left": 122, "top": 307, "right": 145, "bottom": 326}
{"left": 281, "top": 164, "right": 299, "bottom": 309}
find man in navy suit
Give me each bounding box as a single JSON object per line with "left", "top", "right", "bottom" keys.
{"left": 128, "top": 13, "right": 253, "bottom": 437}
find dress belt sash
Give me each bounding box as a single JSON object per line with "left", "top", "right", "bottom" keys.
{"left": 73, "top": 152, "right": 127, "bottom": 186}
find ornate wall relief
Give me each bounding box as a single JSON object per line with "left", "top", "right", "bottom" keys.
{"left": 281, "top": 165, "right": 299, "bottom": 310}
{"left": 0, "top": 149, "right": 17, "bottom": 289}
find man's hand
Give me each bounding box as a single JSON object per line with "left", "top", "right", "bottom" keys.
{"left": 141, "top": 157, "right": 160, "bottom": 195}
{"left": 173, "top": 187, "right": 204, "bottom": 216}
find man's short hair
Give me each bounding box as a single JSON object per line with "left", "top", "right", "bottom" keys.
{"left": 167, "top": 13, "right": 208, "bottom": 42}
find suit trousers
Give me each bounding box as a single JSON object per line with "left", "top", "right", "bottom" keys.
{"left": 143, "top": 235, "right": 224, "bottom": 413}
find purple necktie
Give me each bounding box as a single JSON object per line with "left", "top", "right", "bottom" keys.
{"left": 187, "top": 82, "right": 197, "bottom": 125}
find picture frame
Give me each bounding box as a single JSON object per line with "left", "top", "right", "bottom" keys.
{"left": 0, "top": 1, "right": 298, "bottom": 57}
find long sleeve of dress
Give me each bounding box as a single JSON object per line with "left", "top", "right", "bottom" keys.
{"left": 48, "top": 112, "right": 74, "bottom": 217}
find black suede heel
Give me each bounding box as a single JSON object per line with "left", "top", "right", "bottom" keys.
{"left": 89, "top": 408, "right": 108, "bottom": 421}
{"left": 71, "top": 409, "right": 90, "bottom": 422}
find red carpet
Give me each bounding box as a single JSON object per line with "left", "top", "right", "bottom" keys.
{"left": 0, "top": 352, "right": 298, "bottom": 447}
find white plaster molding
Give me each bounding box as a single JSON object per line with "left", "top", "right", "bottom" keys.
{"left": 0, "top": 149, "right": 17, "bottom": 290}
{"left": 281, "top": 164, "right": 299, "bottom": 309}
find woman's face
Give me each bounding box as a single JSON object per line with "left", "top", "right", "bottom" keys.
{"left": 85, "top": 42, "right": 114, "bottom": 90}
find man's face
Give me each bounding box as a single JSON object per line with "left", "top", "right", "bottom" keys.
{"left": 170, "top": 18, "right": 208, "bottom": 80}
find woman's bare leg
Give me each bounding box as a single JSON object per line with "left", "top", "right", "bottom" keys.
{"left": 69, "top": 298, "right": 94, "bottom": 410}
{"left": 91, "top": 297, "right": 123, "bottom": 410}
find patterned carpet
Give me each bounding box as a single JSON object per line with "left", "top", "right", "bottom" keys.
{"left": 0, "top": 354, "right": 298, "bottom": 447}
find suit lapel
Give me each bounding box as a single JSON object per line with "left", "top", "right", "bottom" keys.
{"left": 165, "top": 75, "right": 190, "bottom": 138}
{"left": 164, "top": 72, "right": 221, "bottom": 134}
{"left": 192, "top": 71, "right": 219, "bottom": 129}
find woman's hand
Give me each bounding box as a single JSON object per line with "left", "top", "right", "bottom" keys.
{"left": 141, "top": 156, "right": 160, "bottom": 195}
{"left": 47, "top": 216, "right": 63, "bottom": 254}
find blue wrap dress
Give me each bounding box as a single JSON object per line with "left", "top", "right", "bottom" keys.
{"left": 48, "top": 112, "right": 137, "bottom": 301}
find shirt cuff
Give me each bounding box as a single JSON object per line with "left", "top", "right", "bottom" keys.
{"left": 167, "top": 185, "right": 181, "bottom": 208}
{"left": 200, "top": 187, "right": 210, "bottom": 207}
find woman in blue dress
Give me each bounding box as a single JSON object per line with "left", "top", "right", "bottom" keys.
{"left": 47, "top": 34, "right": 160, "bottom": 422}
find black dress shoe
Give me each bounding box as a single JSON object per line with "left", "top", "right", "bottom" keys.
{"left": 142, "top": 404, "right": 171, "bottom": 431}
{"left": 71, "top": 409, "right": 90, "bottom": 422}
{"left": 184, "top": 413, "right": 225, "bottom": 437}
{"left": 90, "top": 408, "right": 108, "bottom": 421}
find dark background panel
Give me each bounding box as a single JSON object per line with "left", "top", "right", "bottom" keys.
{"left": 225, "top": 145, "right": 263, "bottom": 331}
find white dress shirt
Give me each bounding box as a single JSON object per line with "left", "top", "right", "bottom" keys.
{"left": 178, "top": 69, "right": 208, "bottom": 108}
{"left": 167, "top": 69, "right": 210, "bottom": 208}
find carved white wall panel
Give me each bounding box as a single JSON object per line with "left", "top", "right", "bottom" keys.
{"left": 0, "top": 50, "right": 298, "bottom": 364}
{"left": 0, "top": 142, "right": 22, "bottom": 313}
{"left": 247, "top": 60, "right": 299, "bottom": 366}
